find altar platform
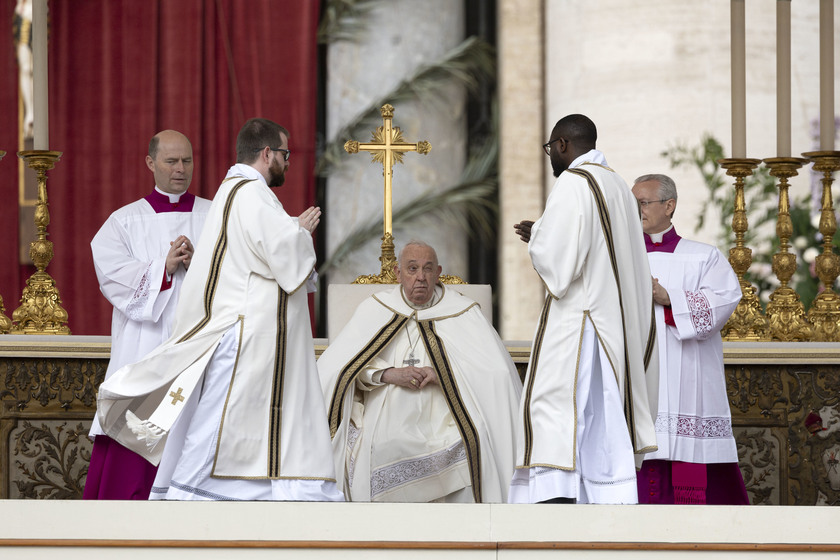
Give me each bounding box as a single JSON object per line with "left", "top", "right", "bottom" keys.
{"left": 2, "top": 501, "right": 840, "bottom": 558}
{"left": 2, "top": 335, "right": 840, "bottom": 506}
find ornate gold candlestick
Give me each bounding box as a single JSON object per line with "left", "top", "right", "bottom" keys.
{"left": 763, "top": 156, "right": 811, "bottom": 341}
{"left": 11, "top": 150, "right": 70, "bottom": 334}
{"left": 719, "top": 158, "right": 769, "bottom": 340}
{"left": 802, "top": 151, "right": 840, "bottom": 341}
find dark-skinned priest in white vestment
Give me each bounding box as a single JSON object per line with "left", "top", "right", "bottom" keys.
{"left": 319, "top": 242, "right": 522, "bottom": 503}
{"left": 511, "top": 114, "right": 659, "bottom": 505}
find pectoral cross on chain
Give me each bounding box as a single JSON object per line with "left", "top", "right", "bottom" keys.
{"left": 403, "top": 354, "right": 421, "bottom": 367}
{"left": 169, "top": 387, "right": 185, "bottom": 405}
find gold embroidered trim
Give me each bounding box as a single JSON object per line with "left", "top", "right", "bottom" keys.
{"left": 567, "top": 168, "right": 637, "bottom": 448}
{"left": 580, "top": 161, "right": 615, "bottom": 173}
{"left": 178, "top": 179, "right": 251, "bottom": 342}
{"left": 644, "top": 299, "right": 657, "bottom": 370}
{"left": 327, "top": 313, "right": 408, "bottom": 437}
{"left": 372, "top": 286, "right": 479, "bottom": 321}
{"left": 418, "top": 320, "right": 482, "bottom": 503}
{"left": 514, "top": 462, "right": 575, "bottom": 472}
{"left": 521, "top": 294, "right": 552, "bottom": 465}
{"left": 211, "top": 316, "right": 245, "bottom": 477}
{"left": 209, "top": 474, "right": 337, "bottom": 482}
{"left": 268, "top": 288, "right": 289, "bottom": 477}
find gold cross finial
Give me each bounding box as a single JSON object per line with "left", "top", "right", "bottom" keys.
{"left": 344, "top": 104, "right": 431, "bottom": 237}
{"left": 169, "top": 387, "right": 185, "bottom": 405}
{"left": 344, "top": 104, "right": 431, "bottom": 284}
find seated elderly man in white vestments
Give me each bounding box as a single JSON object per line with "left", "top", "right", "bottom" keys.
{"left": 631, "top": 174, "right": 748, "bottom": 505}
{"left": 96, "top": 118, "right": 342, "bottom": 501}
{"left": 319, "top": 241, "right": 522, "bottom": 503}
{"left": 511, "top": 114, "right": 659, "bottom": 505}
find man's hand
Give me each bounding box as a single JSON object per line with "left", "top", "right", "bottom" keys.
{"left": 166, "top": 235, "right": 195, "bottom": 275}
{"left": 514, "top": 220, "right": 534, "bottom": 243}
{"left": 299, "top": 206, "right": 322, "bottom": 233}
{"left": 381, "top": 366, "right": 438, "bottom": 390}
{"left": 652, "top": 277, "right": 671, "bottom": 307}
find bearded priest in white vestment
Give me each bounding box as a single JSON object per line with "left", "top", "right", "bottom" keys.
{"left": 510, "top": 115, "right": 659, "bottom": 504}
{"left": 631, "top": 174, "right": 749, "bottom": 505}
{"left": 319, "top": 242, "right": 522, "bottom": 503}
{"left": 96, "top": 118, "right": 342, "bottom": 501}
{"left": 85, "top": 130, "right": 210, "bottom": 500}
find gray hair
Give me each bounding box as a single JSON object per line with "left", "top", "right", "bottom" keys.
{"left": 398, "top": 240, "right": 439, "bottom": 266}
{"left": 634, "top": 173, "right": 678, "bottom": 217}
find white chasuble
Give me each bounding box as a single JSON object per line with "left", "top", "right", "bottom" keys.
{"left": 645, "top": 235, "right": 741, "bottom": 464}
{"left": 97, "top": 164, "right": 337, "bottom": 489}
{"left": 513, "top": 153, "right": 659, "bottom": 503}
{"left": 319, "top": 285, "right": 522, "bottom": 503}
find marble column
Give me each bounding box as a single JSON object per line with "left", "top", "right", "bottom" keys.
{"left": 498, "top": 0, "right": 546, "bottom": 339}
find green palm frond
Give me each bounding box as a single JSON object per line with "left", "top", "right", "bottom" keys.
{"left": 317, "top": 0, "right": 382, "bottom": 45}
{"left": 316, "top": 36, "right": 495, "bottom": 177}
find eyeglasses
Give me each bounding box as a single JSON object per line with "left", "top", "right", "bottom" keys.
{"left": 542, "top": 137, "right": 564, "bottom": 155}
{"left": 256, "top": 146, "right": 291, "bottom": 161}
{"left": 269, "top": 147, "right": 291, "bottom": 161}
{"left": 637, "top": 199, "right": 669, "bottom": 207}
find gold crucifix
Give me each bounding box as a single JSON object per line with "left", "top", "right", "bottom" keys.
{"left": 344, "top": 104, "right": 431, "bottom": 284}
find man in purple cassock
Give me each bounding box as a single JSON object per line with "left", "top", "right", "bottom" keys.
{"left": 84, "top": 130, "right": 211, "bottom": 500}
{"left": 632, "top": 174, "right": 749, "bottom": 505}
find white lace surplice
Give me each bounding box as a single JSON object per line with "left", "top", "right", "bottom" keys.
{"left": 645, "top": 240, "right": 741, "bottom": 464}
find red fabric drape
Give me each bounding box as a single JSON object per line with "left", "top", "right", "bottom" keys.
{"left": 0, "top": 0, "right": 319, "bottom": 334}
{"left": 0, "top": 0, "right": 22, "bottom": 314}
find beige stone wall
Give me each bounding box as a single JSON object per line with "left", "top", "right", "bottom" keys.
{"left": 542, "top": 0, "right": 839, "bottom": 243}
{"left": 497, "top": 0, "right": 840, "bottom": 339}
{"left": 498, "top": 0, "right": 547, "bottom": 339}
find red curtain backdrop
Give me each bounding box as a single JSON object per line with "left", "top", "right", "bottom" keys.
{"left": 0, "top": 0, "right": 319, "bottom": 334}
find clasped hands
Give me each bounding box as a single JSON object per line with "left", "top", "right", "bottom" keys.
{"left": 381, "top": 366, "right": 438, "bottom": 390}
{"left": 166, "top": 235, "right": 194, "bottom": 275}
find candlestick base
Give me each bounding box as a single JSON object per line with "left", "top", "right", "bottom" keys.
{"left": 10, "top": 150, "right": 70, "bottom": 335}
{"left": 0, "top": 295, "right": 12, "bottom": 334}
{"left": 718, "top": 158, "right": 769, "bottom": 341}
{"left": 353, "top": 233, "right": 399, "bottom": 284}
{"left": 802, "top": 151, "right": 840, "bottom": 341}
{"left": 763, "top": 157, "right": 811, "bottom": 341}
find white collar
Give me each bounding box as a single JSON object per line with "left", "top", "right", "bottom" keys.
{"left": 648, "top": 224, "right": 674, "bottom": 244}
{"left": 225, "top": 163, "right": 266, "bottom": 186}
{"left": 569, "top": 149, "right": 608, "bottom": 170}
{"left": 154, "top": 186, "right": 182, "bottom": 203}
